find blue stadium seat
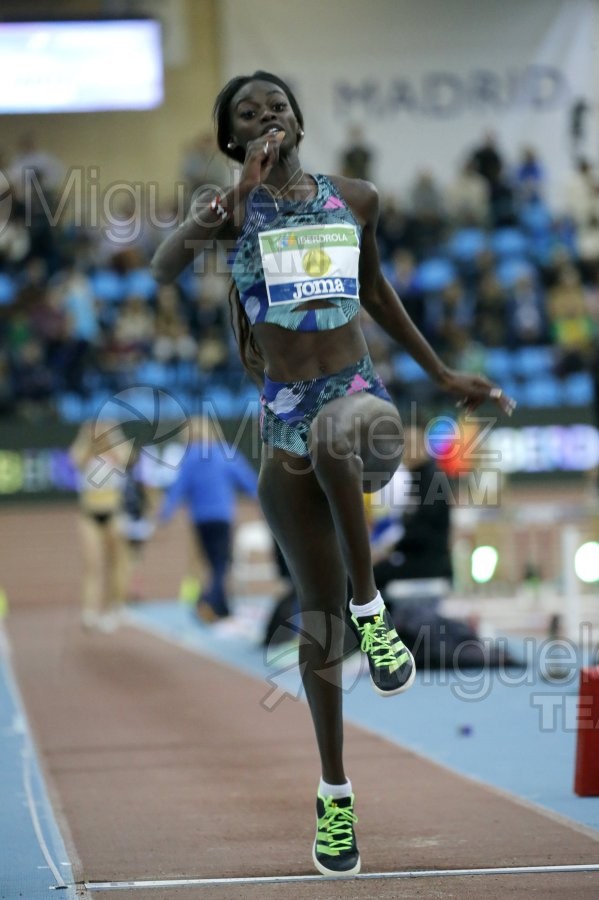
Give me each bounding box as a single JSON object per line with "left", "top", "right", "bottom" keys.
{"left": 483, "top": 347, "right": 514, "bottom": 381}
{"left": 413, "top": 258, "right": 456, "bottom": 293}
{"left": 0, "top": 273, "right": 16, "bottom": 305}
{"left": 511, "top": 346, "right": 555, "bottom": 379}
{"left": 90, "top": 269, "right": 126, "bottom": 303}
{"left": 380, "top": 259, "right": 395, "bottom": 281}
{"left": 447, "top": 228, "right": 488, "bottom": 264}
{"left": 124, "top": 268, "right": 157, "bottom": 300}
{"left": 158, "top": 392, "right": 189, "bottom": 421}
{"left": 491, "top": 228, "right": 529, "bottom": 259}
{"left": 57, "top": 393, "right": 84, "bottom": 422}
{"left": 521, "top": 377, "right": 562, "bottom": 408}
{"left": 134, "top": 361, "right": 172, "bottom": 389}
{"left": 496, "top": 257, "right": 536, "bottom": 287}
{"left": 89, "top": 390, "right": 114, "bottom": 418}
{"left": 519, "top": 201, "right": 552, "bottom": 237}
{"left": 392, "top": 353, "right": 427, "bottom": 382}
{"left": 177, "top": 265, "right": 200, "bottom": 300}
{"left": 237, "top": 382, "right": 261, "bottom": 405}
{"left": 203, "top": 386, "right": 236, "bottom": 418}
{"left": 109, "top": 387, "right": 157, "bottom": 420}
{"left": 175, "top": 360, "right": 202, "bottom": 388}
{"left": 493, "top": 377, "right": 521, "bottom": 406}
{"left": 562, "top": 373, "right": 594, "bottom": 407}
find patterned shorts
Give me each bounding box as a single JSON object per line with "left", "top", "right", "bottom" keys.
{"left": 260, "top": 353, "right": 393, "bottom": 457}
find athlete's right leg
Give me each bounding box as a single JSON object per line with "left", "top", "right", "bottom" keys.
{"left": 258, "top": 445, "right": 349, "bottom": 785}
{"left": 79, "top": 516, "right": 105, "bottom": 621}
{"left": 308, "top": 392, "right": 404, "bottom": 605}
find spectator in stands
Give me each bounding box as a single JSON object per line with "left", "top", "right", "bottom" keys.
{"left": 423, "top": 280, "right": 472, "bottom": 361}
{"left": 408, "top": 170, "right": 446, "bottom": 257}
{"left": 0, "top": 200, "right": 30, "bottom": 273}
{"left": 569, "top": 98, "right": 591, "bottom": 162}
{"left": 576, "top": 214, "right": 599, "bottom": 282}
{"left": 10, "top": 335, "right": 54, "bottom": 416}
{"left": 548, "top": 264, "right": 594, "bottom": 374}
{"left": 469, "top": 131, "right": 516, "bottom": 227}
{"left": 189, "top": 253, "right": 231, "bottom": 380}
{"left": 8, "top": 105, "right": 598, "bottom": 426}
{"left": 339, "top": 125, "right": 373, "bottom": 181}
{"left": 583, "top": 267, "right": 599, "bottom": 323}
{"left": 445, "top": 157, "right": 490, "bottom": 226}
{"left": 488, "top": 167, "right": 518, "bottom": 227}
{"left": 6, "top": 285, "right": 55, "bottom": 416}
{"left": 7, "top": 132, "right": 65, "bottom": 204}
{"left": 376, "top": 194, "right": 412, "bottom": 259}
{"left": 506, "top": 273, "right": 548, "bottom": 347}
{"left": 385, "top": 248, "right": 422, "bottom": 328}
{"left": 535, "top": 227, "right": 577, "bottom": 285}
{"left": 561, "top": 158, "right": 599, "bottom": 226}
{"left": 153, "top": 283, "right": 197, "bottom": 365}
{"left": 409, "top": 169, "right": 445, "bottom": 220}
{"left": 469, "top": 130, "right": 504, "bottom": 187}
{"left": 157, "top": 415, "right": 259, "bottom": 621}
{"left": 514, "top": 146, "right": 545, "bottom": 203}
{"left": 51, "top": 264, "right": 100, "bottom": 394}
{"left": 474, "top": 272, "right": 509, "bottom": 347}
{"left": 28, "top": 280, "right": 75, "bottom": 385}
{"left": 101, "top": 296, "right": 155, "bottom": 379}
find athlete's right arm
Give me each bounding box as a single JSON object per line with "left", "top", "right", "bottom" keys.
{"left": 151, "top": 133, "right": 285, "bottom": 284}
{"left": 150, "top": 186, "right": 245, "bottom": 284}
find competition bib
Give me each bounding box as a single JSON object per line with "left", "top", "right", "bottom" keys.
{"left": 258, "top": 224, "right": 360, "bottom": 306}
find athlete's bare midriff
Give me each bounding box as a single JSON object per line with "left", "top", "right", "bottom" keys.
{"left": 252, "top": 316, "right": 368, "bottom": 381}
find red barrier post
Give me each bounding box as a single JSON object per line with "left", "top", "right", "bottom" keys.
{"left": 574, "top": 666, "right": 599, "bottom": 796}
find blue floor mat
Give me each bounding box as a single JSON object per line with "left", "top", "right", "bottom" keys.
{"left": 0, "top": 629, "right": 77, "bottom": 900}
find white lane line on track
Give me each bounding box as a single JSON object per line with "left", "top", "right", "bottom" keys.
{"left": 23, "top": 750, "right": 67, "bottom": 888}
{"left": 84, "top": 863, "right": 599, "bottom": 890}
{"left": 0, "top": 628, "right": 69, "bottom": 891}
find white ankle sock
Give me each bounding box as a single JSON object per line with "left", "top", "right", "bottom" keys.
{"left": 319, "top": 777, "right": 352, "bottom": 799}
{"left": 349, "top": 591, "right": 384, "bottom": 618}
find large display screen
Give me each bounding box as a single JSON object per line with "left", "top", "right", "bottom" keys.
{"left": 0, "top": 19, "right": 163, "bottom": 113}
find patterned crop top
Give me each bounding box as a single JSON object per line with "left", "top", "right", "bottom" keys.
{"left": 230, "top": 174, "right": 362, "bottom": 332}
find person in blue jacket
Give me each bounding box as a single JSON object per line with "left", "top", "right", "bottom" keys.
{"left": 159, "top": 416, "right": 259, "bottom": 620}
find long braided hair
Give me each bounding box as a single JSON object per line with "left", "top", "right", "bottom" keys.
{"left": 212, "top": 72, "right": 305, "bottom": 384}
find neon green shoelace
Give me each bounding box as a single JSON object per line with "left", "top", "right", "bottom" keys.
{"left": 317, "top": 797, "right": 357, "bottom": 854}
{"left": 357, "top": 617, "right": 401, "bottom": 671}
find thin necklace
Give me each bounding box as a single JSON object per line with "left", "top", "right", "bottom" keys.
{"left": 262, "top": 166, "right": 307, "bottom": 206}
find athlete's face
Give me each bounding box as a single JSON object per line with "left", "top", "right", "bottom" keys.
{"left": 229, "top": 80, "right": 300, "bottom": 155}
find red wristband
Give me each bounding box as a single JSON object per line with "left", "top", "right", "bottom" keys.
{"left": 209, "top": 193, "right": 228, "bottom": 222}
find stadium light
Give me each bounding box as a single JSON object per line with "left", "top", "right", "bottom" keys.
{"left": 471, "top": 545, "right": 499, "bottom": 584}
{"left": 574, "top": 542, "right": 599, "bottom": 584}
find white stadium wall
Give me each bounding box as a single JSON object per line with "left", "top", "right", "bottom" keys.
{"left": 220, "top": 0, "right": 599, "bottom": 208}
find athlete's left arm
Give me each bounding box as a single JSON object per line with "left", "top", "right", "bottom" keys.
{"left": 338, "top": 177, "right": 514, "bottom": 415}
